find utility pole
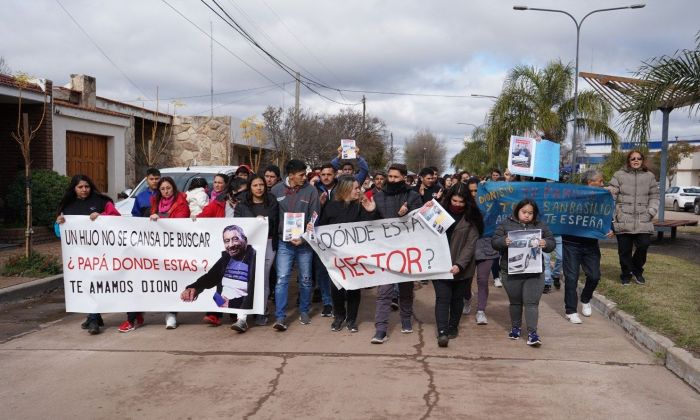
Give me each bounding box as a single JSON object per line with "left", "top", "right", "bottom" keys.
{"left": 210, "top": 21, "right": 214, "bottom": 118}
{"left": 361, "top": 95, "right": 366, "bottom": 140}
{"left": 292, "top": 71, "right": 300, "bottom": 158}
{"left": 390, "top": 132, "right": 394, "bottom": 165}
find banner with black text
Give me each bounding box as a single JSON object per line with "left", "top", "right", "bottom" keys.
{"left": 60, "top": 216, "right": 268, "bottom": 314}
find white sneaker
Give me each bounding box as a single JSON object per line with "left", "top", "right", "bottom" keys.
{"left": 476, "top": 311, "right": 488, "bottom": 325}
{"left": 462, "top": 299, "right": 471, "bottom": 315}
{"left": 494, "top": 277, "right": 503, "bottom": 288}
{"left": 581, "top": 302, "right": 592, "bottom": 317}
{"left": 165, "top": 313, "right": 178, "bottom": 329}
{"left": 566, "top": 313, "right": 583, "bottom": 324}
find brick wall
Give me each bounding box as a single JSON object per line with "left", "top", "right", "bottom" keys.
{"left": 0, "top": 81, "right": 53, "bottom": 217}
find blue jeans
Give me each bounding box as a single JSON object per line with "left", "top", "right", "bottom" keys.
{"left": 562, "top": 240, "right": 601, "bottom": 314}
{"left": 314, "top": 254, "right": 333, "bottom": 306}
{"left": 275, "top": 240, "right": 313, "bottom": 320}
{"left": 544, "top": 235, "right": 562, "bottom": 285}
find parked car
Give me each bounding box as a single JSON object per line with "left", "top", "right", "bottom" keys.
{"left": 664, "top": 186, "right": 700, "bottom": 212}
{"left": 116, "top": 165, "right": 238, "bottom": 216}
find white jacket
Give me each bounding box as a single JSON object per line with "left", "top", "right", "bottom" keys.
{"left": 186, "top": 188, "right": 209, "bottom": 217}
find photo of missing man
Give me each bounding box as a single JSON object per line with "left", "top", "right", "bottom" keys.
{"left": 180, "top": 225, "right": 257, "bottom": 309}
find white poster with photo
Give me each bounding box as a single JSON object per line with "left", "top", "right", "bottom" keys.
{"left": 60, "top": 216, "right": 268, "bottom": 314}
{"left": 341, "top": 139, "right": 357, "bottom": 159}
{"left": 282, "top": 212, "right": 304, "bottom": 241}
{"left": 417, "top": 199, "right": 455, "bottom": 235}
{"left": 508, "top": 135, "right": 536, "bottom": 176}
{"left": 305, "top": 214, "right": 453, "bottom": 290}
{"left": 507, "top": 229, "right": 542, "bottom": 275}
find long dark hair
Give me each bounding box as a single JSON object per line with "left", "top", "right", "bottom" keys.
{"left": 513, "top": 198, "right": 540, "bottom": 223}
{"left": 56, "top": 174, "right": 112, "bottom": 215}
{"left": 441, "top": 183, "right": 484, "bottom": 235}
{"left": 154, "top": 176, "right": 180, "bottom": 204}
{"left": 218, "top": 177, "right": 248, "bottom": 203}
{"left": 241, "top": 174, "right": 270, "bottom": 207}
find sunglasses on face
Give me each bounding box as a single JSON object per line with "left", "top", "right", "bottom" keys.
{"left": 629, "top": 157, "right": 643, "bottom": 161}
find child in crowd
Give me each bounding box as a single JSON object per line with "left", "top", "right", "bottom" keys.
{"left": 186, "top": 177, "right": 209, "bottom": 217}
{"left": 491, "top": 199, "right": 555, "bottom": 347}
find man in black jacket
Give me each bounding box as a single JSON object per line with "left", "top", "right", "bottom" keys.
{"left": 371, "top": 163, "right": 423, "bottom": 344}
{"left": 181, "top": 225, "right": 257, "bottom": 311}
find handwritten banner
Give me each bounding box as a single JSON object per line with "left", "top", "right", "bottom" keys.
{"left": 305, "top": 214, "right": 453, "bottom": 290}
{"left": 60, "top": 216, "right": 268, "bottom": 314}
{"left": 477, "top": 182, "right": 613, "bottom": 239}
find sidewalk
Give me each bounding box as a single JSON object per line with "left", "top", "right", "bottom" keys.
{"left": 0, "top": 241, "right": 61, "bottom": 290}
{"left": 1, "top": 281, "right": 698, "bottom": 418}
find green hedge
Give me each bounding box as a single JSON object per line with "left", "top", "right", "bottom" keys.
{"left": 5, "top": 170, "right": 70, "bottom": 226}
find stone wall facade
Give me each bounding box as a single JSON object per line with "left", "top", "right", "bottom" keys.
{"left": 167, "top": 116, "right": 231, "bottom": 167}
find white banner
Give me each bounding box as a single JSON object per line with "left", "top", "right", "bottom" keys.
{"left": 60, "top": 216, "right": 268, "bottom": 314}
{"left": 305, "top": 214, "right": 453, "bottom": 290}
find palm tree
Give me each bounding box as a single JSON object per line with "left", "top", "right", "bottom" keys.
{"left": 483, "top": 60, "right": 618, "bottom": 168}
{"left": 451, "top": 126, "right": 490, "bottom": 175}
{"left": 620, "top": 33, "right": 700, "bottom": 143}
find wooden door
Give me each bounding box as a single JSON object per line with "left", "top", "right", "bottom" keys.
{"left": 66, "top": 131, "right": 108, "bottom": 193}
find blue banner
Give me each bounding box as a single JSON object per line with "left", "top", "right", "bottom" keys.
{"left": 476, "top": 182, "right": 614, "bottom": 239}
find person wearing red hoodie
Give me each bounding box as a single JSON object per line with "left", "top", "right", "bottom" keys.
{"left": 150, "top": 176, "right": 190, "bottom": 329}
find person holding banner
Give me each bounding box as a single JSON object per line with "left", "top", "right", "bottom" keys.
{"left": 56, "top": 174, "right": 121, "bottom": 335}
{"left": 270, "top": 159, "right": 321, "bottom": 331}
{"left": 432, "top": 183, "right": 481, "bottom": 347}
{"left": 209, "top": 173, "right": 229, "bottom": 203}
{"left": 331, "top": 145, "right": 370, "bottom": 185}
{"left": 466, "top": 177, "right": 500, "bottom": 324}
{"left": 312, "top": 175, "right": 379, "bottom": 333}
{"left": 562, "top": 170, "right": 615, "bottom": 324}
{"left": 608, "top": 150, "right": 659, "bottom": 286}
{"left": 150, "top": 176, "right": 191, "bottom": 329}
{"left": 492, "top": 199, "right": 555, "bottom": 347}
{"left": 230, "top": 174, "right": 279, "bottom": 331}
{"left": 371, "top": 163, "right": 422, "bottom": 344}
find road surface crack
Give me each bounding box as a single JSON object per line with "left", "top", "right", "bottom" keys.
{"left": 413, "top": 314, "right": 439, "bottom": 420}
{"left": 242, "top": 354, "right": 289, "bottom": 420}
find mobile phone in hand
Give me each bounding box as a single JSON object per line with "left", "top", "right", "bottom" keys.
{"left": 213, "top": 292, "right": 225, "bottom": 306}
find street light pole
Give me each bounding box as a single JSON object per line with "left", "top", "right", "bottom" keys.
{"left": 513, "top": 4, "right": 645, "bottom": 174}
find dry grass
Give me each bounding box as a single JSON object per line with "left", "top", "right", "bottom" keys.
{"left": 596, "top": 248, "right": 700, "bottom": 355}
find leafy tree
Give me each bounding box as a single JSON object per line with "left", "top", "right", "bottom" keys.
{"left": 620, "top": 32, "right": 700, "bottom": 144}
{"left": 403, "top": 129, "right": 447, "bottom": 173}
{"left": 484, "top": 60, "right": 618, "bottom": 169}
{"left": 451, "top": 126, "right": 490, "bottom": 175}
{"left": 649, "top": 142, "right": 698, "bottom": 187}
{"left": 600, "top": 149, "right": 627, "bottom": 182}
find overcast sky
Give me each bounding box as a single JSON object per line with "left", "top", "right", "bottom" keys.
{"left": 2, "top": 0, "right": 698, "bottom": 170}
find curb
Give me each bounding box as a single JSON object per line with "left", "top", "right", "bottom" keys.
{"left": 586, "top": 288, "right": 700, "bottom": 393}
{"left": 0, "top": 274, "right": 63, "bottom": 304}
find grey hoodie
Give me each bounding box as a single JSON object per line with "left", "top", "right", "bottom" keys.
{"left": 270, "top": 178, "right": 320, "bottom": 241}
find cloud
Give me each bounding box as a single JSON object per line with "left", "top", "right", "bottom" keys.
{"left": 1, "top": 0, "right": 698, "bottom": 173}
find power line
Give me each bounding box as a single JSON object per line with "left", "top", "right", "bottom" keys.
{"left": 55, "top": 0, "right": 150, "bottom": 99}
{"left": 160, "top": 0, "right": 294, "bottom": 99}
{"left": 225, "top": 0, "right": 328, "bottom": 87}
{"left": 122, "top": 82, "right": 291, "bottom": 103}
{"left": 203, "top": 0, "right": 362, "bottom": 106}
{"left": 260, "top": 0, "right": 344, "bottom": 89}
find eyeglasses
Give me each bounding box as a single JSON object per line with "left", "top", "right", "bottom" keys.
{"left": 629, "top": 157, "right": 643, "bottom": 162}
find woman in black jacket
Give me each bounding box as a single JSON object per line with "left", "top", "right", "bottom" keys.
{"left": 432, "top": 183, "right": 481, "bottom": 347}
{"left": 313, "top": 175, "right": 379, "bottom": 332}
{"left": 231, "top": 174, "right": 279, "bottom": 331}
